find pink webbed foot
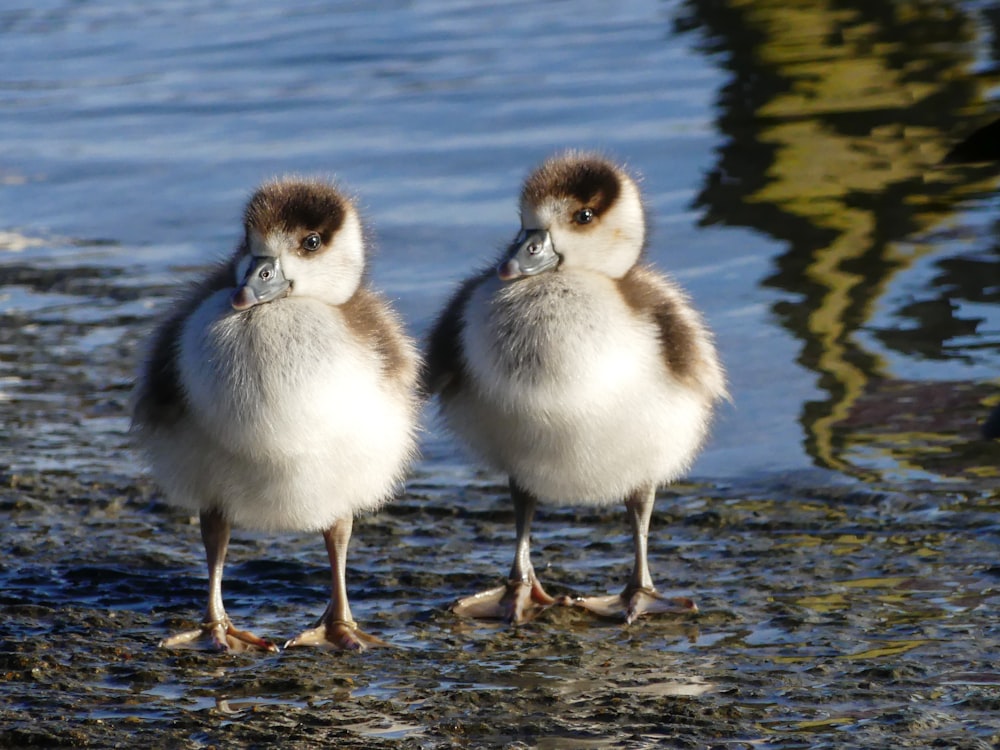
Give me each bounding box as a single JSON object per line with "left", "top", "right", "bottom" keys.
{"left": 452, "top": 578, "right": 557, "bottom": 625}
{"left": 284, "top": 619, "right": 388, "bottom": 652}
{"left": 159, "top": 618, "right": 279, "bottom": 653}
{"left": 571, "top": 587, "right": 697, "bottom": 626}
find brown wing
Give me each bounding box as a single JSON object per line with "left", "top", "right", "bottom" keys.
{"left": 616, "top": 265, "right": 726, "bottom": 400}
{"left": 341, "top": 285, "right": 419, "bottom": 393}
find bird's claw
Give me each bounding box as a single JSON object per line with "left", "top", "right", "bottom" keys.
{"left": 159, "top": 618, "right": 278, "bottom": 653}
{"left": 452, "top": 578, "right": 556, "bottom": 625}
{"left": 570, "top": 587, "right": 697, "bottom": 625}
{"left": 284, "top": 619, "right": 388, "bottom": 651}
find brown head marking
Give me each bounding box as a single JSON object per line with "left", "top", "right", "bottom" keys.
{"left": 243, "top": 180, "right": 347, "bottom": 252}
{"left": 521, "top": 154, "right": 623, "bottom": 220}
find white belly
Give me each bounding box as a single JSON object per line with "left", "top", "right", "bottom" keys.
{"left": 444, "top": 272, "right": 711, "bottom": 505}
{"left": 148, "top": 292, "right": 415, "bottom": 531}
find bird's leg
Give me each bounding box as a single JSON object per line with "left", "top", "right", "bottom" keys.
{"left": 571, "top": 485, "right": 697, "bottom": 624}
{"left": 160, "top": 509, "right": 277, "bottom": 652}
{"left": 452, "top": 480, "right": 556, "bottom": 624}
{"left": 285, "top": 516, "right": 386, "bottom": 651}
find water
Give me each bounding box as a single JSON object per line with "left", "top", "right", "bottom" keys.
{"left": 2, "top": 1, "right": 1000, "bottom": 748}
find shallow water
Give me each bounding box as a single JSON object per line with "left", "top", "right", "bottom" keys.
{"left": 2, "top": 1, "right": 1000, "bottom": 748}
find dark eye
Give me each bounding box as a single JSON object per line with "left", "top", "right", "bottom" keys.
{"left": 573, "top": 207, "right": 595, "bottom": 225}
{"left": 302, "top": 233, "right": 322, "bottom": 252}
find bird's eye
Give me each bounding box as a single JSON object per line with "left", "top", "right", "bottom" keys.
{"left": 574, "top": 207, "right": 595, "bottom": 225}
{"left": 302, "top": 233, "right": 322, "bottom": 252}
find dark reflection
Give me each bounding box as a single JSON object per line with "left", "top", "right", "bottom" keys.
{"left": 944, "top": 114, "right": 1000, "bottom": 163}
{"left": 677, "top": 0, "right": 1000, "bottom": 479}
{"left": 869, "top": 249, "right": 1000, "bottom": 362}
{"left": 944, "top": 115, "right": 1000, "bottom": 439}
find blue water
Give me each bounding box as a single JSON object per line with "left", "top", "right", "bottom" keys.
{"left": 0, "top": 0, "right": 848, "bottom": 482}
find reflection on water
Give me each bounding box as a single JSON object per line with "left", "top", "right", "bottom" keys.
{"left": 679, "top": 0, "right": 1000, "bottom": 481}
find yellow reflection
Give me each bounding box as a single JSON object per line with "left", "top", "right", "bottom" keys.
{"left": 688, "top": 0, "right": 1000, "bottom": 479}
{"left": 796, "top": 592, "right": 848, "bottom": 612}
{"left": 845, "top": 640, "right": 925, "bottom": 659}
{"left": 772, "top": 534, "right": 823, "bottom": 550}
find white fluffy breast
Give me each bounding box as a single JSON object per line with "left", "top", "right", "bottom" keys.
{"left": 446, "top": 271, "right": 712, "bottom": 505}
{"left": 159, "top": 292, "right": 416, "bottom": 531}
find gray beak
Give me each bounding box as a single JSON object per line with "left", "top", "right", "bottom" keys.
{"left": 231, "top": 255, "right": 291, "bottom": 310}
{"left": 497, "top": 229, "right": 559, "bottom": 281}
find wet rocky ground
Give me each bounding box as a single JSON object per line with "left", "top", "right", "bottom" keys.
{"left": 3, "top": 455, "right": 1000, "bottom": 748}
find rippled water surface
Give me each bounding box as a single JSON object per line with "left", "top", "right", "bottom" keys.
{"left": 3, "top": 1, "right": 1000, "bottom": 748}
